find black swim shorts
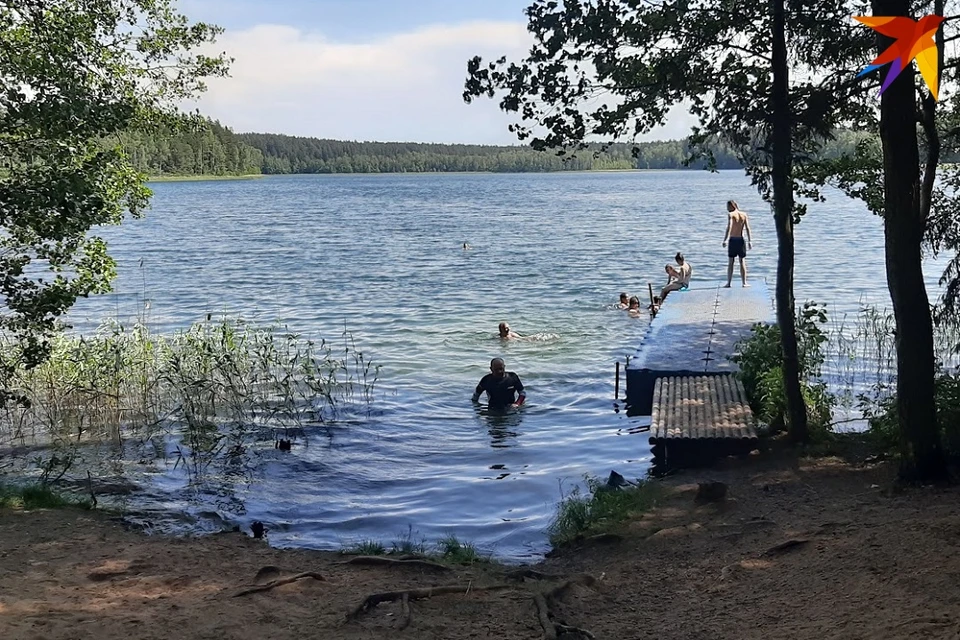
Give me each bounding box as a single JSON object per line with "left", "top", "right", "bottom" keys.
{"left": 728, "top": 237, "right": 746, "bottom": 259}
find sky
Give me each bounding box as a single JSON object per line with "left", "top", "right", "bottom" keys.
{"left": 177, "top": 0, "right": 697, "bottom": 145}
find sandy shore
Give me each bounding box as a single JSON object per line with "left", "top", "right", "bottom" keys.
{"left": 2, "top": 449, "right": 959, "bottom": 639}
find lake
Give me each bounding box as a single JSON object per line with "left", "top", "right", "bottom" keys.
{"left": 61, "top": 170, "right": 947, "bottom": 560}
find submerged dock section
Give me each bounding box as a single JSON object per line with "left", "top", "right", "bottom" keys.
{"left": 625, "top": 281, "right": 775, "bottom": 468}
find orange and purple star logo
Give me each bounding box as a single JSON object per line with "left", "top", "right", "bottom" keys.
{"left": 854, "top": 15, "right": 945, "bottom": 100}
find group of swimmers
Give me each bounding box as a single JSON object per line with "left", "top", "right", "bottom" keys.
{"left": 470, "top": 200, "right": 754, "bottom": 409}
{"left": 616, "top": 200, "right": 754, "bottom": 316}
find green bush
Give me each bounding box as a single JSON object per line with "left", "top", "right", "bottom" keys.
{"left": 866, "top": 372, "right": 960, "bottom": 462}
{"left": 547, "top": 475, "right": 662, "bottom": 547}
{"left": 732, "top": 301, "right": 834, "bottom": 437}
{"left": 0, "top": 483, "right": 92, "bottom": 510}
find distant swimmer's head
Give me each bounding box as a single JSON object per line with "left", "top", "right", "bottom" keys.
{"left": 619, "top": 292, "right": 629, "bottom": 304}
{"left": 628, "top": 296, "right": 640, "bottom": 309}
{"left": 490, "top": 357, "right": 506, "bottom": 377}
{"left": 726, "top": 200, "right": 738, "bottom": 212}
{"left": 675, "top": 252, "right": 685, "bottom": 265}
{"left": 498, "top": 322, "right": 511, "bottom": 338}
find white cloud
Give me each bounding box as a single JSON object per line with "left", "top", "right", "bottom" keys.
{"left": 190, "top": 21, "right": 697, "bottom": 144}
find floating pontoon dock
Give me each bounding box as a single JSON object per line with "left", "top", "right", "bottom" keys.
{"left": 625, "top": 281, "right": 776, "bottom": 468}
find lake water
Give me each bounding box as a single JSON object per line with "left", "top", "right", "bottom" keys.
{"left": 61, "top": 171, "right": 948, "bottom": 560}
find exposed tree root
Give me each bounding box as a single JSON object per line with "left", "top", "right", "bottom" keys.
{"left": 399, "top": 592, "right": 412, "bottom": 630}
{"left": 546, "top": 574, "right": 600, "bottom": 601}
{"left": 555, "top": 623, "right": 596, "bottom": 639}
{"left": 505, "top": 568, "right": 566, "bottom": 582}
{"left": 533, "top": 592, "right": 557, "bottom": 640}
{"left": 762, "top": 539, "right": 809, "bottom": 557}
{"left": 233, "top": 572, "right": 326, "bottom": 597}
{"left": 533, "top": 589, "right": 597, "bottom": 639}
{"left": 346, "top": 583, "right": 515, "bottom": 621}
{"left": 339, "top": 555, "right": 451, "bottom": 571}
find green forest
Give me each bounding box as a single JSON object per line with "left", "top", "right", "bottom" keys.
{"left": 115, "top": 120, "right": 264, "bottom": 176}
{"left": 118, "top": 121, "right": 875, "bottom": 177}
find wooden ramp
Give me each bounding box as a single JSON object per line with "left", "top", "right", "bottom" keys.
{"left": 649, "top": 374, "right": 759, "bottom": 469}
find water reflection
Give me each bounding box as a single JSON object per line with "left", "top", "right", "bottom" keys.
{"left": 473, "top": 404, "right": 524, "bottom": 448}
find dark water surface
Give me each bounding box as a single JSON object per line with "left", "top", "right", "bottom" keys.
{"left": 61, "top": 171, "right": 946, "bottom": 560}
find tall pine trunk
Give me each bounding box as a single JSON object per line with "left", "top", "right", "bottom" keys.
{"left": 771, "top": 0, "right": 807, "bottom": 441}
{"left": 874, "top": 0, "right": 946, "bottom": 481}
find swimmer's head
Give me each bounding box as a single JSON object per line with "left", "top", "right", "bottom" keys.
{"left": 675, "top": 252, "right": 684, "bottom": 264}
{"left": 727, "top": 200, "right": 738, "bottom": 212}
{"left": 628, "top": 296, "right": 640, "bottom": 309}
{"left": 619, "top": 292, "right": 628, "bottom": 303}
{"left": 490, "top": 357, "right": 506, "bottom": 376}
{"left": 498, "top": 322, "right": 510, "bottom": 337}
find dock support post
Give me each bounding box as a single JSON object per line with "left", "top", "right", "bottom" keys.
{"left": 615, "top": 361, "right": 620, "bottom": 399}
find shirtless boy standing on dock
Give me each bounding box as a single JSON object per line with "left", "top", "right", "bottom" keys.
{"left": 722, "top": 200, "right": 752, "bottom": 288}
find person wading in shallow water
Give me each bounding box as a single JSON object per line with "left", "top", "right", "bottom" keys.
{"left": 722, "top": 200, "right": 753, "bottom": 287}
{"left": 471, "top": 357, "right": 526, "bottom": 409}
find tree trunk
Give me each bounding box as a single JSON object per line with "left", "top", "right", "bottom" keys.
{"left": 874, "top": 0, "right": 946, "bottom": 481}
{"left": 771, "top": 0, "right": 807, "bottom": 441}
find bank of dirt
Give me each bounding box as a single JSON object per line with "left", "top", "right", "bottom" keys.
{"left": 2, "top": 450, "right": 960, "bottom": 640}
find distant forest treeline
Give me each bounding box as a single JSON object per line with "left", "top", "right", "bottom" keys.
{"left": 117, "top": 120, "right": 264, "bottom": 176}
{"left": 117, "top": 120, "right": 877, "bottom": 176}
{"left": 235, "top": 133, "right": 746, "bottom": 173}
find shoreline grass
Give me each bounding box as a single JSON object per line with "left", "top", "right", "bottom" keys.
{"left": 547, "top": 476, "right": 664, "bottom": 547}
{"left": 0, "top": 483, "right": 93, "bottom": 510}
{"left": 340, "top": 532, "right": 490, "bottom": 566}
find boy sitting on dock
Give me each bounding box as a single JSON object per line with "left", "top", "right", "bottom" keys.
{"left": 658, "top": 252, "right": 692, "bottom": 305}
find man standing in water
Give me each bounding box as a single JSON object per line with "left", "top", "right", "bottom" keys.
{"left": 722, "top": 200, "right": 753, "bottom": 287}
{"left": 472, "top": 357, "right": 526, "bottom": 409}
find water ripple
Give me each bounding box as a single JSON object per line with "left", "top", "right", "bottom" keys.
{"left": 64, "top": 171, "right": 948, "bottom": 560}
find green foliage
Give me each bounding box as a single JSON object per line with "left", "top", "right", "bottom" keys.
{"left": 462, "top": 0, "right": 875, "bottom": 215}
{"left": 435, "top": 534, "right": 482, "bottom": 565}
{"left": 547, "top": 476, "right": 662, "bottom": 548}
{"left": 117, "top": 119, "right": 263, "bottom": 177}
{"left": 866, "top": 373, "right": 960, "bottom": 464}
{"left": 390, "top": 526, "right": 428, "bottom": 556}
{"left": 0, "top": 316, "right": 380, "bottom": 480}
{"left": 0, "top": 483, "right": 92, "bottom": 510}
{"left": 238, "top": 133, "right": 743, "bottom": 173}
{"left": 0, "top": 0, "right": 229, "bottom": 401}
{"left": 342, "top": 540, "right": 386, "bottom": 556}
{"left": 733, "top": 303, "right": 834, "bottom": 437}
{"left": 234, "top": 132, "right": 872, "bottom": 175}
{"left": 339, "top": 532, "right": 487, "bottom": 565}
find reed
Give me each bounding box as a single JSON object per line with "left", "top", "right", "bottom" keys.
{"left": 0, "top": 316, "right": 380, "bottom": 481}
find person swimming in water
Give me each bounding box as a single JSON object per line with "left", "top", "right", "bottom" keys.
{"left": 498, "top": 322, "right": 521, "bottom": 339}
{"left": 617, "top": 292, "right": 630, "bottom": 309}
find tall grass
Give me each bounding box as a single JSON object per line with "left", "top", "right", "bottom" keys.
{"left": 826, "top": 302, "right": 959, "bottom": 420}
{"left": 0, "top": 483, "right": 93, "bottom": 510}
{"left": 547, "top": 475, "right": 662, "bottom": 547}
{"left": 0, "top": 316, "right": 380, "bottom": 481}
